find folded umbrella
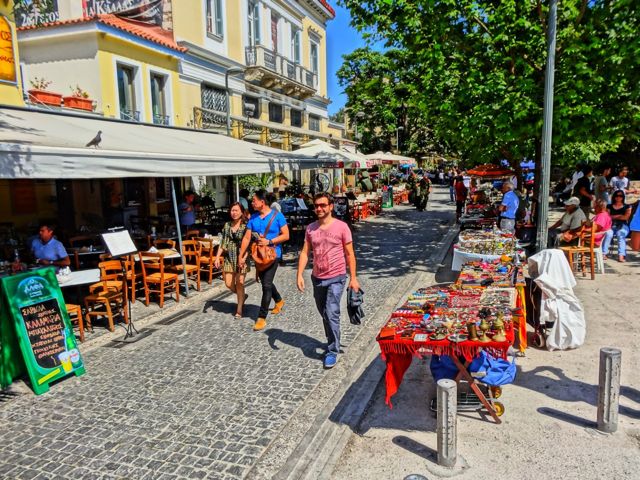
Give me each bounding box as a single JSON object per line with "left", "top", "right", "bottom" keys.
{"left": 347, "top": 287, "right": 365, "bottom": 325}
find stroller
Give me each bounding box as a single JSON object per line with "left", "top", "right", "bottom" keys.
{"left": 429, "top": 351, "right": 516, "bottom": 417}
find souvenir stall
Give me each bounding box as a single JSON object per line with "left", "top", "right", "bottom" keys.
{"left": 452, "top": 229, "right": 523, "bottom": 270}
{"left": 377, "top": 284, "right": 520, "bottom": 423}
{"left": 459, "top": 164, "right": 515, "bottom": 230}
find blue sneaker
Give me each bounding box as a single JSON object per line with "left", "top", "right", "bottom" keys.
{"left": 323, "top": 353, "right": 338, "bottom": 369}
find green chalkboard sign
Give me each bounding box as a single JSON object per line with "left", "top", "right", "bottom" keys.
{"left": 0, "top": 268, "right": 85, "bottom": 394}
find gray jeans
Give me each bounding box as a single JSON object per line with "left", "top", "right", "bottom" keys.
{"left": 500, "top": 218, "right": 516, "bottom": 232}
{"left": 312, "top": 274, "right": 347, "bottom": 355}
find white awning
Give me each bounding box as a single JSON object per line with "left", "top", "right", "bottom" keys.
{"left": 0, "top": 107, "right": 329, "bottom": 179}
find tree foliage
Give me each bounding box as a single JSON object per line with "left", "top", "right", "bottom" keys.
{"left": 340, "top": 0, "right": 640, "bottom": 168}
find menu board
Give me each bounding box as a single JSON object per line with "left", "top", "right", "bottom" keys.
{"left": 0, "top": 268, "right": 85, "bottom": 395}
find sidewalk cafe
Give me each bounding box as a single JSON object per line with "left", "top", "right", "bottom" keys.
{"left": 0, "top": 106, "right": 333, "bottom": 353}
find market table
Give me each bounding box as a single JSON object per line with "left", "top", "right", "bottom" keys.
{"left": 451, "top": 248, "right": 502, "bottom": 271}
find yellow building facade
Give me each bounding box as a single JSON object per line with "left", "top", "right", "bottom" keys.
{"left": 0, "top": 0, "right": 23, "bottom": 106}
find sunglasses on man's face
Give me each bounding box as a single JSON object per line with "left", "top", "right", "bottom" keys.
{"left": 314, "top": 203, "right": 330, "bottom": 209}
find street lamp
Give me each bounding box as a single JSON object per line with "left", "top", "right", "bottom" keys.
{"left": 396, "top": 126, "right": 404, "bottom": 153}
{"left": 225, "top": 67, "right": 245, "bottom": 135}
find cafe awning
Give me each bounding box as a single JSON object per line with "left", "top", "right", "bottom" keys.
{"left": 0, "top": 107, "right": 329, "bottom": 179}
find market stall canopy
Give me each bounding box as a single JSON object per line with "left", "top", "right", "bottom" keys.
{"left": 364, "top": 151, "right": 417, "bottom": 166}
{"left": 0, "top": 107, "right": 330, "bottom": 179}
{"left": 467, "top": 164, "right": 515, "bottom": 178}
{"left": 298, "top": 139, "right": 373, "bottom": 168}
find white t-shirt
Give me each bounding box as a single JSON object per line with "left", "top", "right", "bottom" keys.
{"left": 610, "top": 176, "right": 629, "bottom": 192}
{"left": 570, "top": 170, "right": 584, "bottom": 190}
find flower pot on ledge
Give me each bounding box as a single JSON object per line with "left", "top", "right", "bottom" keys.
{"left": 28, "top": 89, "right": 63, "bottom": 107}
{"left": 63, "top": 96, "right": 93, "bottom": 111}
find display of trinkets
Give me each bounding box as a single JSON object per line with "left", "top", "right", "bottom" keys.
{"left": 479, "top": 288, "right": 516, "bottom": 309}
{"left": 457, "top": 230, "right": 517, "bottom": 255}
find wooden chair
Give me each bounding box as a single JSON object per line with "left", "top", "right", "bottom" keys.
{"left": 170, "top": 240, "right": 202, "bottom": 292}
{"left": 69, "top": 234, "right": 100, "bottom": 270}
{"left": 559, "top": 223, "right": 596, "bottom": 280}
{"left": 123, "top": 255, "right": 139, "bottom": 303}
{"left": 139, "top": 252, "right": 180, "bottom": 308}
{"left": 185, "top": 229, "right": 200, "bottom": 239}
{"left": 84, "top": 260, "right": 128, "bottom": 332}
{"left": 196, "top": 237, "right": 218, "bottom": 284}
{"left": 153, "top": 238, "right": 176, "bottom": 250}
{"left": 65, "top": 303, "right": 88, "bottom": 342}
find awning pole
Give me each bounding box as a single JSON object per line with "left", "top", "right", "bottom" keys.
{"left": 171, "top": 178, "right": 189, "bottom": 297}
{"left": 235, "top": 176, "right": 240, "bottom": 202}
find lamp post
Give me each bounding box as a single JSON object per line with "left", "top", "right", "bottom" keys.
{"left": 225, "top": 67, "right": 245, "bottom": 136}
{"left": 396, "top": 126, "right": 404, "bottom": 153}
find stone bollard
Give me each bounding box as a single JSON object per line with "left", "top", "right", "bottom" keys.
{"left": 436, "top": 379, "right": 457, "bottom": 468}
{"left": 597, "top": 347, "right": 622, "bottom": 433}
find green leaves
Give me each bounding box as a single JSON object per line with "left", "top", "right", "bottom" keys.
{"left": 339, "top": 0, "right": 640, "bottom": 167}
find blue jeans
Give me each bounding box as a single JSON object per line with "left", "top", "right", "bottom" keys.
{"left": 602, "top": 224, "right": 630, "bottom": 257}
{"left": 312, "top": 274, "right": 346, "bottom": 355}
{"left": 449, "top": 185, "right": 455, "bottom": 202}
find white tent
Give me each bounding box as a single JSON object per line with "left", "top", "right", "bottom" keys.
{"left": 298, "top": 139, "right": 373, "bottom": 168}
{"left": 364, "top": 151, "right": 417, "bottom": 165}
{"left": 0, "top": 107, "right": 329, "bottom": 179}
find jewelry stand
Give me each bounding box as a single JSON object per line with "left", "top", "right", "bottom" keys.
{"left": 101, "top": 229, "right": 139, "bottom": 342}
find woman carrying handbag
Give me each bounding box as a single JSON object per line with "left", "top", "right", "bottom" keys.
{"left": 213, "top": 202, "right": 250, "bottom": 318}
{"left": 239, "top": 190, "right": 289, "bottom": 331}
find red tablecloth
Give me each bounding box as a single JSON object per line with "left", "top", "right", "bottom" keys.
{"left": 377, "top": 327, "right": 514, "bottom": 407}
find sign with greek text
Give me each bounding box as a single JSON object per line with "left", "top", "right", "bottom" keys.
{"left": 0, "top": 268, "right": 85, "bottom": 395}
{"left": 0, "top": 15, "right": 17, "bottom": 84}
{"left": 13, "top": 0, "right": 59, "bottom": 28}
{"left": 83, "top": 0, "right": 164, "bottom": 26}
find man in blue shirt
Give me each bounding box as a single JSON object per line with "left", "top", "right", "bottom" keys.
{"left": 31, "top": 224, "right": 70, "bottom": 269}
{"left": 239, "top": 190, "right": 289, "bottom": 331}
{"left": 179, "top": 190, "right": 197, "bottom": 232}
{"left": 499, "top": 182, "right": 519, "bottom": 232}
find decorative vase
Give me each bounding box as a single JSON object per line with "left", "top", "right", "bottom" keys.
{"left": 63, "top": 96, "right": 93, "bottom": 111}
{"left": 28, "top": 89, "right": 63, "bottom": 107}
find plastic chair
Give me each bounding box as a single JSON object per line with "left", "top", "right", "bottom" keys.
{"left": 559, "top": 223, "right": 596, "bottom": 280}
{"left": 139, "top": 252, "right": 180, "bottom": 308}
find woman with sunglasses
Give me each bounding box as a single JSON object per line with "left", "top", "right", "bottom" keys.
{"left": 602, "top": 190, "right": 632, "bottom": 262}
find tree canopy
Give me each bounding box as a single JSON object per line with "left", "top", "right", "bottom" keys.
{"left": 339, "top": 0, "right": 640, "bottom": 168}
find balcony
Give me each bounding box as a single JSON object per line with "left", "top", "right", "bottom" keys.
{"left": 245, "top": 46, "right": 317, "bottom": 100}
{"left": 120, "top": 108, "right": 141, "bottom": 122}
{"left": 153, "top": 114, "right": 170, "bottom": 126}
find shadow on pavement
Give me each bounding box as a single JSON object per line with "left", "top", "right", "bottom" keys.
{"left": 392, "top": 435, "right": 437, "bottom": 462}
{"left": 263, "top": 328, "right": 325, "bottom": 360}
{"left": 537, "top": 407, "right": 596, "bottom": 428}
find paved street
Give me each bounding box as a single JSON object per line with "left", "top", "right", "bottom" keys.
{"left": 0, "top": 188, "right": 456, "bottom": 479}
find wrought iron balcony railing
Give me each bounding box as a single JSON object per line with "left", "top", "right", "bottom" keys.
{"left": 245, "top": 45, "right": 317, "bottom": 91}
{"left": 120, "top": 108, "right": 140, "bottom": 122}
{"left": 153, "top": 114, "right": 170, "bottom": 126}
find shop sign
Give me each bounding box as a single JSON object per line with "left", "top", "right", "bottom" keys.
{"left": 83, "top": 0, "right": 164, "bottom": 26}
{"left": 0, "top": 14, "right": 16, "bottom": 84}
{"left": 14, "top": 0, "right": 59, "bottom": 28}
{"left": 0, "top": 268, "right": 85, "bottom": 395}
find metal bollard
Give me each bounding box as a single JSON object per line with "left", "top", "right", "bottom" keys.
{"left": 597, "top": 347, "right": 622, "bottom": 433}
{"left": 436, "top": 379, "right": 457, "bottom": 467}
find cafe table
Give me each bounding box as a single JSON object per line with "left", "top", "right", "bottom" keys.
{"left": 56, "top": 269, "right": 101, "bottom": 288}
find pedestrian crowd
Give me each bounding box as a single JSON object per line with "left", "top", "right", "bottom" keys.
{"left": 210, "top": 189, "right": 361, "bottom": 370}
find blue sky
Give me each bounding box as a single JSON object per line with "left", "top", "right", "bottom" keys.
{"left": 326, "top": 4, "right": 367, "bottom": 115}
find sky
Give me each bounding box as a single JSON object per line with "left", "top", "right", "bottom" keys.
{"left": 325, "top": 4, "right": 368, "bottom": 116}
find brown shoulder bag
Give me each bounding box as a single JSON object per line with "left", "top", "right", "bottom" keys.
{"left": 251, "top": 210, "right": 278, "bottom": 271}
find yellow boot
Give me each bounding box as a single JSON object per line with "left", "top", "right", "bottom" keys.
{"left": 271, "top": 299, "right": 285, "bottom": 314}
{"left": 254, "top": 317, "right": 267, "bottom": 331}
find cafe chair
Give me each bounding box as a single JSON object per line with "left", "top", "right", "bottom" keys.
{"left": 559, "top": 223, "right": 596, "bottom": 280}
{"left": 123, "top": 255, "right": 139, "bottom": 303}
{"left": 65, "top": 303, "right": 88, "bottom": 342}
{"left": 69, "top": 234, "right": 100, "bottom": 270}
{"left": 185, "top": 229, "right": 200, "bottom": 239}
{"left": 84, "top": 261, "right": 129, "bottom": 332}
{"left": 170, "top": 240, "right": 202, "bottom": 292}
{"left": 139, "top": 251, "right": 180, "bottom": 308}
{"left": 153, "top": 238, "right": 176, "bottom": 250}
{"left": 195, "top": 237, "right": 218, "bottom": 284}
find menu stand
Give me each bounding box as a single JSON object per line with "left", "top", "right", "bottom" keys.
{"left": 101, "top": 229, "right": 139, "bottom": 342}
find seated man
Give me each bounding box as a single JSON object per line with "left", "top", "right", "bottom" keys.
{"left": 31, "top": 224, "right": 71, "bottom": 270}
{"left": 547, "top": 197, "right": 586, "bottom": 248}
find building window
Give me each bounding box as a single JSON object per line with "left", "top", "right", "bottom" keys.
{"left": 243, "top": 95, "right": 260, "bottom": 118}
{"left": 268, "top": 103, "right": 283, "bottom": 123}
{"left": 201, "top": 84, "right": 227, "bottom": 113}
{"left": 290, "top": 109, "right": 302, "bottom": 127}
{"left": 248, "top": 0, "right": 260, "bottom": 46}
{"left": 150, "top": 73, "right": 168, "bottom": 125}
{"left": 206, "top": 0, "right": 224, "bottom": 37}
{"left": 310, "top": 41, "right": 319, "bottom": 74}
{"left": 117, "top": 64, "right": 139, "bottom": 121}
{"left": 291, "top": 28, "right": 300, "bottom": 63}
{"left": 309, "top": 114, "right": 320, "bottom": 132}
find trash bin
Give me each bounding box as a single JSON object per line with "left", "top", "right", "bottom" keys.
{"left": 382, "top": 186, "right": 393, "bottom": 209}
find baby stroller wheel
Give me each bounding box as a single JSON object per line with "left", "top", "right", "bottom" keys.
{"left": 533, "top": 332, "right": 546, "bottom": 349}
{"left": 490, "top": 386, "right": 502, "bottom": 399}
{"left": 493, "top": 401, "right": 505, "bottom": 417}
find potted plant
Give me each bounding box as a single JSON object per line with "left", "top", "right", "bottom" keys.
{"left": 28, "top": 77, "right": 63, "bottom": 106}
{"left": 63, "top": 85, "right": 93, "bottom": 111}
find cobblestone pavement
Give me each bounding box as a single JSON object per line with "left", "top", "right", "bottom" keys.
{"left": 0, "top": 188, "right": 456, "bottom": 480}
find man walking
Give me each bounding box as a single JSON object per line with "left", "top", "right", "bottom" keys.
{"left": 239, "top": 190, "right": 289, "bottom": 331}
{"left": 297, "top": 193, "right": 360, "bottom": 369}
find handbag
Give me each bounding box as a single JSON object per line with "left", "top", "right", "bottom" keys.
{"left": 251, "top": 210, "right": 278, "bottom": 272}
